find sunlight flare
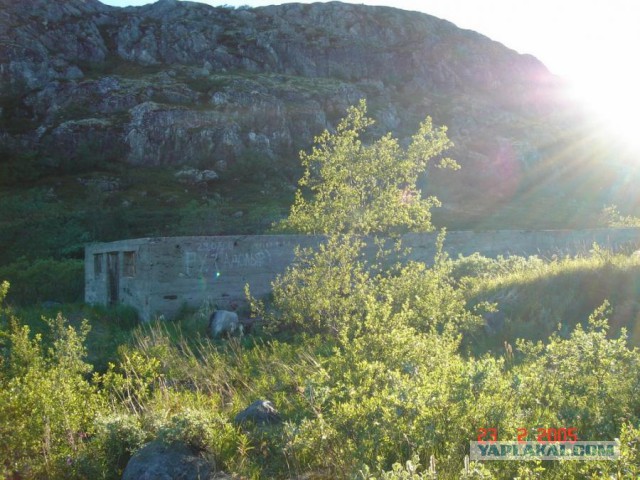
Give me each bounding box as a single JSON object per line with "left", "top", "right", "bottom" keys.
{"left": 566, "top": 57, "right": 640, "bottom": 157}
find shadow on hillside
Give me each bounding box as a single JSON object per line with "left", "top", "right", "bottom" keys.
{"left": 465, "top": 261, "right": 640, "bottom": 355}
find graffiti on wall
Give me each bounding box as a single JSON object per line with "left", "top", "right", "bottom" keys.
{"left": 183, "top": 240, "right": 280, "bottom": 277}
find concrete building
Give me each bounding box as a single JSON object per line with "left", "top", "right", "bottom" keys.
{"left": 85, "top": 229, "right": 640, "bottom": 321}
{"left": 85, "top": 235, "right": 320, "bottom": 321}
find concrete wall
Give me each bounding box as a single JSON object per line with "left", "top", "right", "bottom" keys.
{"left": 85, "top": 229, "right": 640, "bottom": 321}
{"left": 86, "top": 235, "right": 321, "bottom": 321}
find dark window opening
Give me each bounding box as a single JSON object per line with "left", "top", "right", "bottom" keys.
{"left": 123, "top": 251, "right": 136, "bottom": 277}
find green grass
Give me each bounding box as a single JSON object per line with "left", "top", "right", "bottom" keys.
{"left": 462, "top": 250, "right": 640, "bottom": 354}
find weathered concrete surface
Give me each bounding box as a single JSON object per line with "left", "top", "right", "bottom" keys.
{"left": 85, "top": 229, "right": 640, "bottom": 321}
{"left": 86, "top": 235, "right": 319, "bottom": 321}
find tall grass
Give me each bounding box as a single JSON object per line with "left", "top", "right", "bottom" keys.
{"left": 462, "top": 248, "right": 640, "bottom": 352}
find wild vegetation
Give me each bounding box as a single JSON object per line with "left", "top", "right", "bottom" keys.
{"left": 3, "top": 252, "right": 640, "bottom": 478}
{"left": 274, "top": 99, "right": 458, "bottom": 235}
{"left": 2, "top": 104, "right": 640, "bottom": 479}
{"left": 602, "top": 205, "right": 640, "bottom": 228}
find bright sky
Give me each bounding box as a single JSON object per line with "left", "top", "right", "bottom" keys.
{"left": 99, "top": 0, "right": 640, "bottom": 152}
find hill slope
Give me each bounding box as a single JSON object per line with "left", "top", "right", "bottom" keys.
{"left": 1, "top": 0, "right": 638, "bottom": 263}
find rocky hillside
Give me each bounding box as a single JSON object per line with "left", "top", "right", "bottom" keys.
{"left": 1, "top": 0, "right": 634, "bottom": 243}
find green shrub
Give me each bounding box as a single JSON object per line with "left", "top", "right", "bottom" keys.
{"left": 357, "top": 454, "right": 493, "bottom": 480}
{"left": 0, "top": 190, "right": 93, "bottom": 263}
{"left": 101, "top": 347, "right": 163, "bottom": 415}
{"left": 266, "top": 232, "right": 484, "bottom": 341}
{"left": 514, "top": 302, "right": 640, "bottom": 441}
{"left": 0, "top": 149, "right": 45, "bottom": 185}
{"left": 267, "top": 234, "right": 372, "bottom": 336}
{"left": 0, "top": 257, "right": 84, "bottom": 305}
{"left": 157, "top": 407, "right": 244, "bottom": 466}
{"left": 0, "top": 312, "right": 102, "bottom": 479}
{"left": 378, "top": 258, "right": 484, "bottom": 335}
{"left": 2, "top": 272, "right": 639, "bottom": 479}
{"left": 275, "top": 99, "right": 457, "bottom": 235}
{"left": 77, "top": 413, "right": 147, "bottom": 479}
{"left": 602, "top": 204, "right": 640, "bottom": 227}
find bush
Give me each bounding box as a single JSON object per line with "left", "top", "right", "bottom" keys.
{"left": 601, "top": 204, "right": 640, "bottom": 227}
{"left": 266, "top": 232, "right": 484, "bottom": 340}
{"left": 0, "top": 257, "right": 84, "bottom": 305}
{"left": 0, "top": 312, "right": 102, "bottom": 479}
{"left": 0, "top": 190, "right": 92, "bottom": 263}
{"left": 157, "top": 408, "right": 243, "bottom": 465}
{"left": 78, "top": 413, "right": 148, "bottom": 479}
{"left": 268, "top": 234, "right": 372, "bottom": 336}
{"left": 0, "top": 149, "right": 45, "bottom": 186}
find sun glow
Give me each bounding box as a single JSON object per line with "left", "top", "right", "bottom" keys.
{"left": 568, "top": 71, "right": 640, "bottom": 157}
{"left": 544, "top": 1, "right": 640, "bottom": 158}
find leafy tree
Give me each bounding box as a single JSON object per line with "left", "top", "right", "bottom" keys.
{"left": 276, "top": 99, "right": 458, "bottom": 235}
{"left": 262, "top": 102, "right": 474, "bottom": 338}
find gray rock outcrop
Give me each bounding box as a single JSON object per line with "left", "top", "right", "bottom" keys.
{"left": 234, "top": 400, "right": 281, "bottom": 425}
{"left": 0, "top": 0, "right": 601, "bottom": 219}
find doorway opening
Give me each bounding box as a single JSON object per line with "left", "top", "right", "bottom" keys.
{"left": 107, "top": 252, "right": 119, "bottom": 304}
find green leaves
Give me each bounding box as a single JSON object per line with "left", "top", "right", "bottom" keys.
{"left": 0, "top": 313, "right": 101, "bottom": 479}
{"left": 269, "top": 234, "right": 371, "bottom": 336}
{"left": 601, "top": 204, "right": 640, "bottom": 227}
{"left": 277, "top": 99, "right": 456, "bottom": 235}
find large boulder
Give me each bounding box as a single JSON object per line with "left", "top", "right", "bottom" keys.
{"left": 121, "top": 440, "right": 220, "bottom": 480}
{"left": 122, "top": 441, "right": 215, "bottom": 480}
